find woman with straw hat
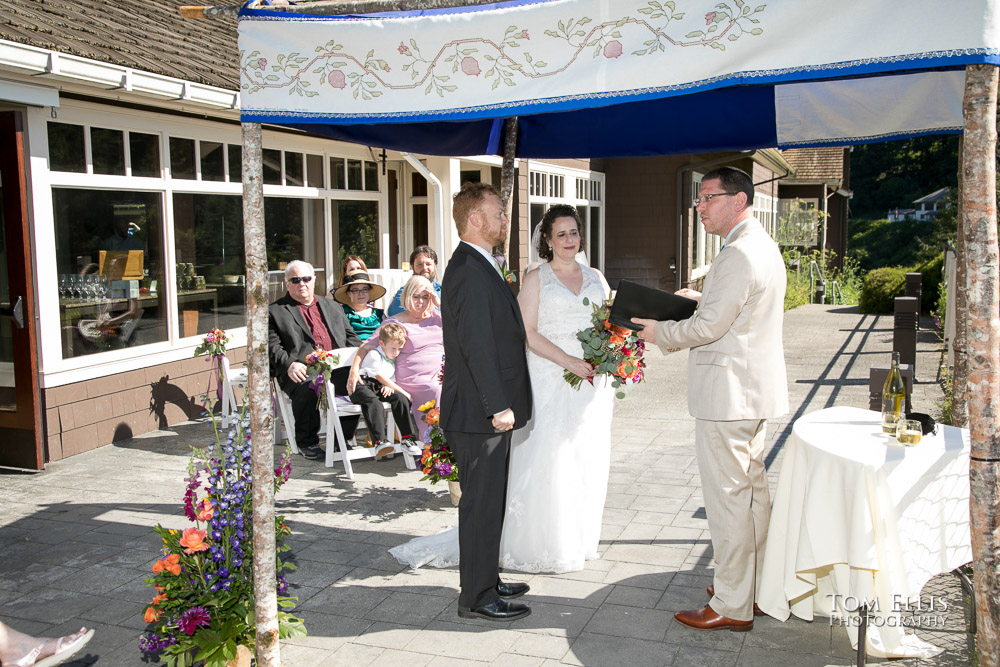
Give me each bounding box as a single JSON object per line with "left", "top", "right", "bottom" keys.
{"left": 333, "top": 270, "right": 387, "bottom": 342}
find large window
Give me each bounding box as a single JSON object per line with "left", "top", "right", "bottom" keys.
{"left": 52, "top": 189, "right": 167, "bottom": 359}
{"left": 265, "top": 198, "right": 327, "bottom": 294}
{"left": 172, "top": 194, "right": 245, "bottom": 337}
{"left": 333, "top": 200, "right": 379, "bottom": 282}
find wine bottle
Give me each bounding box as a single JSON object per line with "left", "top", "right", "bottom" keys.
{"left": 881, "top": 352, "right": 906, "bottom": 434}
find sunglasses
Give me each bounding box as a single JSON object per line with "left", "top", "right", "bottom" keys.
{"left": 347, "top": 287, "right": 371, "bottom": 294}
{"left": 287, "top": 276, "right": 313, "bottom": 284}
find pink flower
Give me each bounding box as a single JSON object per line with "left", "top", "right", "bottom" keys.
{"left": 384, "top": 65, "right": 391, "bottom": 72}
{"left": 177, "top": 606, "right": 211, "bottom": 635}
{"left": 521, "top": 29, "right": 530, "bottom": 39}
{"left": 257, "top": 58, "right": 267, "bottom": 70}
{"left": 327, "top": 70, "right": 346, "bottom": 89}
{"left": 705, "top": 11, "right": 717, "bottom": 25}
{"left": 179, "top": 528, "right": 209, "bottom": 554}
{"left": 398, "top": 41, "right": 409, "bottom": 55}
{"left": 460, "top": 56, "right": 481, "bottom": 76}
{"left": 195, "top": 498, "right": 213, "bottom": 522}
{"left": 603, "top": 40, "right": 622, "bottom": 59}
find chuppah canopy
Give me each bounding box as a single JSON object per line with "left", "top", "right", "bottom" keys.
{"left": 237, "top": 0, "right": 1000, "bottom": 157}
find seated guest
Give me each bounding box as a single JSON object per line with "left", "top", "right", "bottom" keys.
{"left": 349, "top": 275, "right": 443, "bottom": 440}
{"left": 269, "top": 260, "right": 360, "bottom": 460}
{"left": 351, "top": 322, "right": 424, "bottom": 460}
{"left": 333, "top": 254, "right": 367, "bottom": 294}
{"left": 334, "top": 270, "right": 386, "bottom": 341}
{"left": 386, "top": 245, "right": 442, "bottom": 316}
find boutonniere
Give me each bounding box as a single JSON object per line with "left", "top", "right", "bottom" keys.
{"left": 493, "top": 253, "right": 517, "bottom": 284}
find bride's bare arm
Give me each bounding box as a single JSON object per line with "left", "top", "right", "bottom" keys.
{"left": 517, "top": 268, "right": 595, "bottom": 378}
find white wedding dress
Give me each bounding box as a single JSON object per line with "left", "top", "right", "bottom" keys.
{"left": 389, "top": 261, "right": 615, "bottom": 573}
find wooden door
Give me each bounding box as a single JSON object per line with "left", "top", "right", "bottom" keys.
{"left": 0, "top": 111, "right": 43, "bottom": 469}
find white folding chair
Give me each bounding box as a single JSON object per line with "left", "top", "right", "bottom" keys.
{"left": 271, "top": 378, "right": 300, "bottom": 453}
{"left": 219, "top": 356, "right": 246, "bottom": 430}
{"left": 323, "top": 347, "right": 417, "bottom": 480}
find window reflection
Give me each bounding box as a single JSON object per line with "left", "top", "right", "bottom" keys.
{"left": 52, "top": 189, "right": 167, "bottom": 358}
{"left": 172, "top": 194, "right": 245, "bottom": 337}
{"left": 334, "top": 200, "right": 379, "bottom": 280}
{"left": 264, "top": 198, "right": 327, "bottom": 297}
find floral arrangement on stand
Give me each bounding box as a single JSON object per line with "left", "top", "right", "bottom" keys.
{"left": 416, "top": 400, "right": 457, "bottom": 484}
{"left": 304, "top": 348, "right": 341, "bottom": 411}
{"left": 138, "top": 413, "right": 306, "bottom": 667}
{"left": 563, "top": 297, "right": 646, "bottom": 399}
{"left": 193, "top": 328, "right": 231, "bottom": 359}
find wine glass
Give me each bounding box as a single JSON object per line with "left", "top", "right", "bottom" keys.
{"left": 59, "top": 274, "right": 68, "bottom": 298}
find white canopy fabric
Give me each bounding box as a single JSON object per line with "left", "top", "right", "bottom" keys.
{"left": 238, "top": 0, "right": 999, "bottom": 156}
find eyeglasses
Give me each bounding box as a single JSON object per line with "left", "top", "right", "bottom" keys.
{"left": 287, "top": 276, "right": 313, "bottom": 284}
{"left": 693, "top": 192, "right": 736, "bottom": 207}
{"left": 347, "top": 287, "right": 371, "bottom": 294}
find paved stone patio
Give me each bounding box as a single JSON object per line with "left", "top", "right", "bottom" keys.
{"left": 0, "top": 304, "right": 974, "bottom": 665}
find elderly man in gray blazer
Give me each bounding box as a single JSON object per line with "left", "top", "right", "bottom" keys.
{"left": 633, "top": 166, "right": 788, "bottom": 633}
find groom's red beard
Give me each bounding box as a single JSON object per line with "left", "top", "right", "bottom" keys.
{"left": 490, "top": 226, "right": 509, "bottom": 248}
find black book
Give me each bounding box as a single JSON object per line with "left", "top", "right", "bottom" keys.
{"left": 608, "top": 279, "right": 697, "bottom": 329}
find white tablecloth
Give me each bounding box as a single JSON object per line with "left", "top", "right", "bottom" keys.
{"left": 366, "top": 268, "right": 412, "bottom": 310}
{"left": 758, "top": 405, "right": 970, "bottom": 658}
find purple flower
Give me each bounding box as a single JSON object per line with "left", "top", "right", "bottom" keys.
{"left": 435, "top": 461, "right": 453, "bottom": 476}
{"left": 178, "top": 606, "right": 211, "bottom": 635}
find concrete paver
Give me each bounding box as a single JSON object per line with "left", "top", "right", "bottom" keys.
{"left": 0, "top": 305, "right": 972, "bottom": 665}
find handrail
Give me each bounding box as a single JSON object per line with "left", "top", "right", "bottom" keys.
{"left": 808, "top": 260, "right": 841, "bottom": 305}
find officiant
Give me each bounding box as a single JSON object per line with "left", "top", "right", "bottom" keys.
{"left": 632, "top": 166, "right": 788, "bottom": 632}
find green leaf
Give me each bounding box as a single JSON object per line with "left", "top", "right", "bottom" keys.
{"left": 734, "top": 0, "right": 745, "bottom": 6}
{"left": 367, "top": 49, "right": 374, "bottom": 59}
{"left": 728, "top": 33, "right": 739, "bottom": 40}
{"left": 612, "top": 31, "right": 622, "bottom": 38}
{"left": 265, "top": 75, "right": 279, "bottom": 81}
{"left": 535, "top": 60, "right": 547, "bottom": 67}
{"left": 578, "top": 17, "right": 592, "bottom": 25}
{"left": 707, "top": 24, "right": 718, "bottom": 33}
{"left": 525, "top": 53, "right": 533, "bottom": 63}
{"left": 616, "top": 391, "right": 626, "bottom": 399}
{"left": 665, "top": 1, "right": 676, "bottom": 10}
{"left": 583, "top": 297, "right": 591, "bottom": 305}
{"left": 632, "top": 49, "right": 648, "bottom": 56}
{"left": 754, "top": 4, "right": 766, "bottom": 10}
{"left": 616, "top": 17, "right": 628, "bottom": 26}
{"left": 750, "top": 27, "right": 763, "bottom": 35}
{"left": 674, "top": 12, "right": 685, "bottom": 19}
{"left": 685, "top": 30, "right": 705, "bottom": 38}
{"left": 544, "top": 29, "right": 559, "bottom": 38}
{"left": 711, "top": 41, "right": 726, "bottom": 50}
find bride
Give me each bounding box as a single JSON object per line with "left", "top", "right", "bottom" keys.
{"left": 390, "top": 204, "right": 616, "bottom": 573}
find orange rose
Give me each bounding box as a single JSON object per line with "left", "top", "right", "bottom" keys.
{"left": 609, "top": 333, "right": 624, "bottom": 345}
{"left": 144, "top": 606, "right": 162, "bottom": 623}
{"left": 603, "top": 319, "right": 611, "bottom": 330}
{"left": 426, "top": 408, "right": 440, "bottom": 425}
{"left": 422, "top": 467, "right": 432, "bottom": 474}
{"left": 196, "top": 498, "right": 214, "bottom": 522}
{"left": 164, "top": 553, "right": 181, "bottom": 575}
{"left": 152, "top": 593, "right": 167, "bottom": 605}
{"left": 421, "top": 451, "right": 432, "bottom": 465}
{"left": 179, "top": 528, "right": 209, "bottom": 555}
{"left": 152, "top": 560, "right": 164, "bottom": 574}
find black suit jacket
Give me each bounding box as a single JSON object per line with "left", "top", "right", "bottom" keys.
{"left": 440, "top": 242, "right": 532, "bottom": 433}
{"left": 268, "top": 293, "right": 361, "bottom": 394}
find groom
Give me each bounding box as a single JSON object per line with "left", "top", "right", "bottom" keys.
{"left": 441, "top": 182, "right": 533, "bottom": 621}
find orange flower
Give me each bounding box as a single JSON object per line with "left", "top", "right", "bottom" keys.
{"left": 152, "top": 560, "right": 164, "bottom": 574}
{"left": 617, "top": 359, "right": 632, "bottom": 377}
{"left": 179, "top": 528, "right": 209, "bottom": 555}
{"left": 160, "top": 553, "right": 181, "bottom": 575}
{"left": 422, "top": 466, "right": 432, "bottom": 474}
{"left": 426, "top": 408, "right": 440, "bottom": 425}
{"left": 603, "top": 319, "right": 611, "bottom": 330}
{"left": 609, "top": 333, "right": 624, "bottom": 345}
{"left": 421, "top": 451, "right": 432, "bottom": 465}
{"left": 610, "top": 324, "right": 632, "bottom": 337}
{"left": 152, "top": 593, "right": 168, "bottom": 605}
{"left": 196, "top": 498, "right": 214, "bottom": 522}
{"left": 144, "top": 606, "right": 162, "bottom": 623}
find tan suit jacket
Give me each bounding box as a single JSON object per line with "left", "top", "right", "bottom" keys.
{"left": 655, "top": 218, "right": 788, "bottom": 421}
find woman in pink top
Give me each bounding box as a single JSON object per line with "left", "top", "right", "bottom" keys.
{"left": 348, "top": 275, "right": 443, "bottom": 439}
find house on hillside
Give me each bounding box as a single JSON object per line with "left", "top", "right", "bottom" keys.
{"left": 776, "top": 147, "right": 853, "bottom": 268}
{"left": 0, "top": 0, "right": 820, "bottom": 467}
{"left": 888, "top": 187, "right": 950, "bottom": 222}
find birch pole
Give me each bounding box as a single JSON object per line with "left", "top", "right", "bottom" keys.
{"left": 498, "top": 117, "right": 519, "bottom": 261}
{"left": 242, "top": 122, "right": 281, "bottom": 667}
{"left": 953, "top": 136, "right": 969, "bottom": 427}
{"left": 962, "top": 63, "right": 1000, "bottom": 666}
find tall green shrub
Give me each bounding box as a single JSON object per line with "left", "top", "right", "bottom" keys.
{"left": 859, "top": 267, "right": 908, "bottom": 313}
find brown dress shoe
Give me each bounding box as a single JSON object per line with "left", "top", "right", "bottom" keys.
{"left": 706, "top": 585, "right": 764, "bottom": 616}
{"left": 674, "top": 605, "right": 753, "bottom": 632}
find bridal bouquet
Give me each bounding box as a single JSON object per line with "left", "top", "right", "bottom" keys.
{"left": 417, "top": 400, "right": 458, "bottom": 483}
{"left": 563, "top": 297, "right": 646, "bottom": 399}
{"left": 138, "top": 414, "right": 306, "bottom": 666}
{"left": 304, "top": 348, "right": 341, "bottom": 411}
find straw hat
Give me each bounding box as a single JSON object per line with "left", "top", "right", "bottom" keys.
{"left": 333, "top": 270, "right": 386, "bottom": 305}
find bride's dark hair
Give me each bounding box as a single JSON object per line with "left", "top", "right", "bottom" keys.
{"left": 536, "top": 204, "right": 586, "bottom": 261}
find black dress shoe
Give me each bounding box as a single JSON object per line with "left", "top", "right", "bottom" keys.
{"left": 299, "top": 446, "right": 322, "bottom": 460}
{"left": 457, "top": 597, "right": 531, "bottom": 621}
{"left": 496, "top": 581, "right": 530, "bottom": 599}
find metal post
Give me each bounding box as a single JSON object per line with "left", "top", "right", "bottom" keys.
{"left": 893, "top": 296, "right": 919, "bottom": 377}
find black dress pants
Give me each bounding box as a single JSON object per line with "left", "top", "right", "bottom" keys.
{"left": 287, "top": 366, "right": 358, "bottom": 448}
{"left": 447, "top": 429, "right": 511, "bottom": 608}
{"left": 349, "top": 377, "right": 418, "bottom": 442}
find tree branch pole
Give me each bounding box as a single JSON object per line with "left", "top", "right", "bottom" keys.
{"left": 242, "top": 122, "right": 281, "bottom": 667}
{"left": 953, "top": 135, "right": 969, "bottom": 427}
{"left": 962, "top": 62, "right": 1000, "bottom": 667}
{"left": 498, "top": 117, "right": 519, "bottom": 260}
{"left": 180, "top": 0, "right": 500, "bottom": 19}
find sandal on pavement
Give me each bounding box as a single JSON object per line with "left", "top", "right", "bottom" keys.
{"left": 9, "top": 627, "right": 94, "bottom": 667}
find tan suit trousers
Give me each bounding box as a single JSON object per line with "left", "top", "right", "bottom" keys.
{"left": 696, "top": 418, "right": 770, "bottom": 622}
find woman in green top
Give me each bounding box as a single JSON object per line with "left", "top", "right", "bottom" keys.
{"left": 333, "top": 271, "right": 387, "bottom": 341}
